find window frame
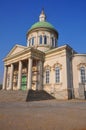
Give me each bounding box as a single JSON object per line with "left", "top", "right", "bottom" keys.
{"left": 32, "top": 37, "right": 34, "bottom": 45}
{"left": 51, "top": 37, "right": 54, "bottom": 47}
{"left": 55, "top": 66, "right": 60, "bottom": 83}
{"left": 39, "top": 35, "right": 42, "bottom": 44}
{"left": 44, "top": 35, "right": 47, "bottom": 44}
{"left": 46, "top": 69, "right": 50, "bottom": 84}
{"left": 80, "top": 67, "right": 86, "bottom": 83}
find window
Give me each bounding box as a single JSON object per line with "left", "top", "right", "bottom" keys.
{"left": 46, "top": 70, "right": 50, "bottom": 84}
{"left": 80, "top": 67, "right": 86, "bottom": 83}
{"left": 29, "top": 39, "right": 31, "bottom": 46}
{"left": 39, "top": 35, "right": 42, "bottom": 44}
{"left": 32, "top": 37, "right": 34, "bottom": 45}
{"left": 55, "top": 67, "right": 60, "bottom": 83}
{"left": 27, "top": 39, "right": 29, "bottom": 46}
{"left": 52, "top": 37, "right": 54, "bottom": 47}
{"left": 44, "top": 35, "right": 47, "bottom": 44}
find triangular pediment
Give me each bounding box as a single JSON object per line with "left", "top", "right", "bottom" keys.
{"left": 6, "top": 44, "right": 27, "bottom": 57}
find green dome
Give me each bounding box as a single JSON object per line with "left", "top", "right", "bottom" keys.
{"left": 29, "top": 21, "right": 57, "bottom": 32}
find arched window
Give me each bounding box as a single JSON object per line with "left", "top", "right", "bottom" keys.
{"left": 44, "top": 35, "right": 47, "bottom": 44}
{"left": 55, "top": 67, "right": 60, "bottom": 83}
{"left": 32, "top": 37, "right": 34, "bottom": 45}
{"left": 27, "top": 39, "right": 29, "bottom": 47}
{"left": 46, "top": 70, "right": 50, "bottom": 84}
{"left": 52, "top": 37, "right": 54, "bottom": 47}
{"left": 80, "top": 67, "right": 86, "bottom": 83}
{"left": 39, "top": 35, "right": 42, "bottom": 44}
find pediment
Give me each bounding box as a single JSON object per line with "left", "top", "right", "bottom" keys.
{"left": 6, "top": 44, "right": 27, "bottom": 57}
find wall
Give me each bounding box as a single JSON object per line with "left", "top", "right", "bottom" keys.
{"left": 72, "top": 54, "right": 86, "bottom": 99}
{"left": 43, "top": 48, "right": 70, "bottom": 99}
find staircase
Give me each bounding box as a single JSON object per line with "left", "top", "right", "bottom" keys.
{"left": 0, "top": 89, "right": 55, "bottom": 102}
{"left": 0, "top": 90, "right": 28, "bottom": 102}
{"left": 26, "top": 90, "right": 55, "bottom": 101}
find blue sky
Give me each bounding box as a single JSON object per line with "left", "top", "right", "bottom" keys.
{"left": 0, "top": 0, "right": 86, "bottom": 84}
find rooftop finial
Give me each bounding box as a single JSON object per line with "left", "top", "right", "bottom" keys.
{"left": 39, "top": 8, "right": 46, "bottom": 22}
{"left": 41, "top": 8, "right": 44, "bottom": 14}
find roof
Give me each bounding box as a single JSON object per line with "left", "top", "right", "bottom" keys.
{"left": 28, "top": 21, "right": 57, "bottom": 33}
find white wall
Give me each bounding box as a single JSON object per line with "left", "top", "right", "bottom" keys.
{"left": 72, "top": 54, "right": 86, "bottom": 98}
{"left": 43, "top": 48, "right": 70, "bottom": 99}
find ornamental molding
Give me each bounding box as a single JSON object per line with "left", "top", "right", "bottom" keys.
{"left": 44, "top": 64, "right": 51, "bottom": 71}
{"left": 77, "top": 63, "right": 86, "bottom": 70}
{"left": 52, "top": 62, "right": 62, "bottom": 70}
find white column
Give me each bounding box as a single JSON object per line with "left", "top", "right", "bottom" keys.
{"left": 18, "top": 61, "right": 22, "bottom": 90}
{"left": 9, "top": 64, "right": 14, "bottom": 90}
{"left": 3, "top": 65, "right": 7, "bottom": 90}
{"left": 27, "top": 58, "right": 32, "bottom": 90}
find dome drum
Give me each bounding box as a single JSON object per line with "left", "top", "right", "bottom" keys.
{"left": 26, "top": 10, "right": 58, "bottom": 52}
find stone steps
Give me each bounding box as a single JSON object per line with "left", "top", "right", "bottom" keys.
{"left": 0, "top": 90, "right": 28, "bottom": 102}
{"left": 0, "top": 89, "right": 55, "bottom": 102}
{"left": 26, "top": 89, "right": 55, "bottom": 101}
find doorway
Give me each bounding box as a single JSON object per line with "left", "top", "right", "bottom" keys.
{"left": 21, "top": 75, "right": 27, "bottom": 90}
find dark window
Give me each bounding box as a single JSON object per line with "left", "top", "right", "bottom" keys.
{"left": 39, "top": 35, "right": 42, "bottom": 44}
{"left": 32, "top": 37, "right": 34, "bottom": 45}
{"left": 29, "top": 39, "right": 31, "bottom": 46}
{"left": 52, "top": 37, "right": 54, "bottom": 47}
{"left": 44, "top": 35, "right": 47, "bottom": 44}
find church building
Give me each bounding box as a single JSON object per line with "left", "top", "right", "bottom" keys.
{"left": 3, "top": 10, "right": 86, "bottom": 99}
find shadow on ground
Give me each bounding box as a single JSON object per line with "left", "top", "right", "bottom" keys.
{"left": 26, "top": 89, "right": 55, "bottom": 101}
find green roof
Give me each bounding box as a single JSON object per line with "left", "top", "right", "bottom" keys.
{"left": 29, "top": 21, "right": 56, "bottom": 32}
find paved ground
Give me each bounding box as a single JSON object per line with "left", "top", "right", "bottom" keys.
{"left": 0, "top": 99, "right": 86, "bottom": 130}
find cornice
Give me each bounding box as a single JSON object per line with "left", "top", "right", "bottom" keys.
{"left": 45, "top": 44, "right": 77, "bottom": 58}
{"left": 74, "top": 54, "right": 86, "bottom": 57}
{"left": 45, "top": 45, "right": 67, "bottom": 55}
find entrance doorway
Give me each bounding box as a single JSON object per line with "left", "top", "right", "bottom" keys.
{"left": 21, "top": 75, "right": 27, "bottom": 90}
